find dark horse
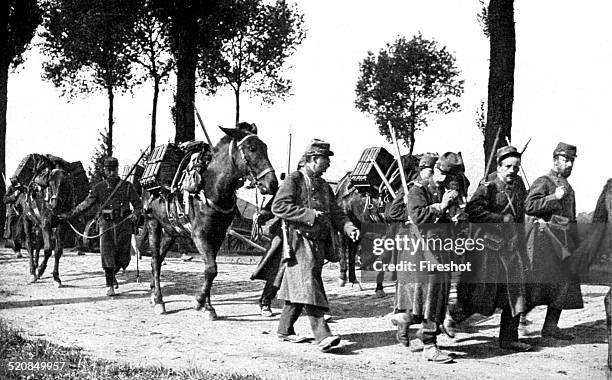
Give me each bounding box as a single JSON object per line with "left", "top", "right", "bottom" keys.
{"left": 335, "top": 155, "right": 420, "bottom": 295}
{"left": 146, "top": 127, "right": 278, "bottom": 317}
{"left": 19, "top": 156, "right": 74, "bottom": 286}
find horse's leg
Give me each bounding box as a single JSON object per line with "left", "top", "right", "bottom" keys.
{"left": 36, "top": 226, "right": 53, "bottom": 280}
{"left": 52, "top": 226, "right": 64, "bottom": 287}
{"left": 349, "top": 240, "right": 362, "bottom": 291}
{"left": 192, "top": 227, "right": 219, "bottom": 321}
{"left": 23, "top": 220, "right": 37, "bottom": 283}
{"left": 148, "top": 218, "right": 166, "bottom": 314}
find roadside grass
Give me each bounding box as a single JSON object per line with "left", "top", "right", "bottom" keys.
{"left": 0, "top": 319, "right": 259, "bottom": 380}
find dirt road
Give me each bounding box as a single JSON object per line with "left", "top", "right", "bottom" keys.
{"left": 0, "top": 248, "right": 609, "bottom": 379}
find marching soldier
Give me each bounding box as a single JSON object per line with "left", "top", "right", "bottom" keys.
{"left": 524, "top": 142, "right": 583, "bottom": 340}
{"left": 272, "top": 139, "right": 359, "bottom": 352}
{"left": 60, "top": 157, "right": 141, "bottom": 296}
{"left": 388, "top": 152, "right": 464, "bottom": 363}
{"left": 3, "top": 177, "right": 25, "bottom": 258}
{"left": 452, "top": 146, "right": 532, "bottom": 351}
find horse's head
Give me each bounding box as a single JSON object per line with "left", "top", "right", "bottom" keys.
{"left": 45, "top": 169, "right": 73, "bottom": 213}
{"left": 219, "top": 126, "right": 278, "bottom": 195}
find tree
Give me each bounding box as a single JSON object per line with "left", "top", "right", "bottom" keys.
{"left": 355, "top": 34, "right": 464, "bottom": 155}
{"left": 0, "top": 0, "right": 41, "bottom": 233}
{"left": 482, "top": 0, "right": 515, "bottom": 171}
{"left": 129, "top": 1, "right": 174, "bottom": 152}
{"left": 199, "top": 0, "right": 305, "bottom": 124}
{"left": 40, "top": 0, "right": 141, "bottom": 156}
{"left": 88, "top": 129, "right": 111, "bottom": 184}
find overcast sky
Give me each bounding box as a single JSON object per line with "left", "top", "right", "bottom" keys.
{"left": 6, "top": 0, "right": 612, "bottom": 212}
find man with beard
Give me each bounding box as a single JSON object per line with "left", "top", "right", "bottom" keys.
{"left": 272, "top": 139, "right": 359, "bottom": 352}
{"left": 524, "top": 142, "right": 582, "bottom": 340}
{"left": 450, "top": 146, "right": 532, "bottom": 351}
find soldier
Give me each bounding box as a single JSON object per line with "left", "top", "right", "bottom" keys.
{"left": 3, "top": 177, "right": 25, "bottom": 258}
{"left": 60, "top": 157, "right": 141, "bottom": 296}
{"left": 387, "top": 152, "right": 464, "bottom": 363}
{"left": 524, "top": 142, "right": 582, "bottom": 340}
{"left": 388, "top": 153, "right": 438, "bottom": 221}
{"left": 453, "top": 146, "right": 532, "bottom": 351}
{"left": 272, "top": 139, "right": 359, "bottom": 352}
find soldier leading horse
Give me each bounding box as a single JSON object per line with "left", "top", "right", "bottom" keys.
{"left": 146, "top": 127, "right": 278, "bottom": 317}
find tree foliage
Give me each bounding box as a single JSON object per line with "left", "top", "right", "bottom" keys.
{"left": 355, "top": 34, "right": 464, "bottom": 154}
{"left": 87, "top": 129, "right": 111, "bottom": 184}
{"left": 128, "top": 0, "right": 174, "bottom": 151}
{"left": 198, "top": 0, "right": 305, "bottom": 124}
{"left": 40, "top": 0, "right": 141, "bottom": 156}
{"left": 0, "top": 0, "right": 42, "bottom": 231}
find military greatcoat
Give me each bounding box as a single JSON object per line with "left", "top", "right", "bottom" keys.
{"left": 524, "top": 171, "right": 583, "bottom": 309}
{"left": 3, "top": 185, "right": 24, "bottom": 241}
{"left": 451, "top": 176, "right": 528, "bottom": 321}
{"left": 272, "top": 169, "right": 355, "bottom": 310}
{"left": 73, "top": 177, "right": 141, "bottom": 270}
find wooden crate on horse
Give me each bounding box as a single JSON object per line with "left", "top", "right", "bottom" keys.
{"left": 349, "top": 147, "right": 394, "bottom": 194}
{"left": 140, "top": 144, "right": 183, "bottom": 192}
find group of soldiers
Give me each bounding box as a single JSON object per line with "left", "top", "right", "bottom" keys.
{"left": 249, "top": 139, "right": 584, "bottom": 359}
{"left": 2, "top": 137, "right": 585, "bottom": 359}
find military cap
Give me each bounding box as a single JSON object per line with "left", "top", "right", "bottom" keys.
{"left": 418, "top": 153, "right": 438, "bottom": 169}
{"left": 496, "top": 145, "right": 521, "bottom": 163}
{"left": 303, "top": 139, "right": 334, "bottom": 157}
{"left": 553, "top": 142, "right": 577, "bottom": 159}
{"left": 103, "top": 156, "right": 119, "bottom": 169}
{"left": 436, "top": 152, "right": 464, "bottom": 175}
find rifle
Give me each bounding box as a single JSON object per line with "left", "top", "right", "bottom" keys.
{"left": 505, "top": 136, "right": 531, "bottom": 190}
{"left": 193, "top": 101, "right": 213, "bottom": 147}
{"left": 482, "top": 126, "right": 502, "bottom": 183}
{"left": 387, "top": 122, "right": 409, "bottom": 196}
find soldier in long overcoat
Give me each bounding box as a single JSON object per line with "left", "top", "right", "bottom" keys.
{"left": 271, "top": 139, "right": 359, "bottom": 352}
{"left": 61, "top": 157, "right": 141, "bottom": 296}
{"left": 386, "top": 152, "right": 464, "bottom": 363}
{"left": 450, "top": 146, "right": 531, "bottom": 351}
{"left": 524, "top": 142, "right": 583, "bottom": 340}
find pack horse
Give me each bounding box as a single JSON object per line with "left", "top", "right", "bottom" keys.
{"left": 144, "top": 127, "right": 278, "bottom": 317}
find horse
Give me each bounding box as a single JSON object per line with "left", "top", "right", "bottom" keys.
{"left": 335, "top": 155, "right": 420, "bottom": 296}
{"left": 145, "top": 127, "right": 278, "bottom": 317}
{"left": 20, "top": 159, "right": 74, "bottom": 286}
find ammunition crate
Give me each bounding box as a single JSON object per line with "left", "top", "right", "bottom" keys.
{"left": 12, "top": 154, "right": 38, "bottom": 186}
{"left": 349, "top": 147, "right": 394, "bottom": 193}
{"left": 140, "top": 144, "right": 184, "bottom": 191}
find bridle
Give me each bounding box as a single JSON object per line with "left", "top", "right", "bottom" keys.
{"left": 228, "top": 133, "right": 275, "bottom": 184}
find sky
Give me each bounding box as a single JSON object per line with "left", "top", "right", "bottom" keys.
{"left": 6, "top": 0, "right": 612, "bottom": 212}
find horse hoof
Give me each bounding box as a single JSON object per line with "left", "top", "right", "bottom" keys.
{"left": 192, "top": 298, "right": 203, "bottom": 311}
{"left": 54, "top": 280, "right": 62, "bottom": 288}
{"left": 203, "top": 309, "right": 218, "bottom": 321}
{"left": 375, "top": 289, "right": 386, "bottom": 298}
{"left": 29, "top": 275, "right": 38, "bottom": 283}
{"left": 154, "top": 303, "right": 167, "bottom": 315}
{"left": 338, "top": 278, "right": 347, "bottom": 287}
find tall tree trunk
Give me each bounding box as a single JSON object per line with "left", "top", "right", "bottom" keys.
{"left": 107, "top": 85, "right": 114, "bottom": 156}
{"left": 483, "top": 0, "right": 515, "bottom": 172}
{"left": 234, "top": 88, "right": 240, "bottom": 126}
{"left": 173, "top": 6, "right": 197, "bottom": 144}
{"left": 151, "top": 76, "right": 160, "bottom": 152}
{"left": 0, "top": 63, "right": 7, "bottom": 234}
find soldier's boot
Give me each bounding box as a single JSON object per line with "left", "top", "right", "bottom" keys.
{"left": 260, "top": 305, "right": 273, "bottom": 317}
{"left": 440, "top": 312, "right": 458, "bottom": 338}
{"left": 542, "top": 307, "right": 574, "bottom": 340}
{"left": 104, "top": 268, "right": 117, "bottom": 296}
{"left": 390, "top": 313, "right": 411, "bottom": 347}
{"left": 375, "top": 283, "right": 386, "bottom": 298}
{"left": 422, "top": 344, "right": 454, "bottom": 363}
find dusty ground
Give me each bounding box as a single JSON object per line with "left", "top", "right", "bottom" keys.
{"left": 0, "top": 246, "right": 610, "bottom": 380}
